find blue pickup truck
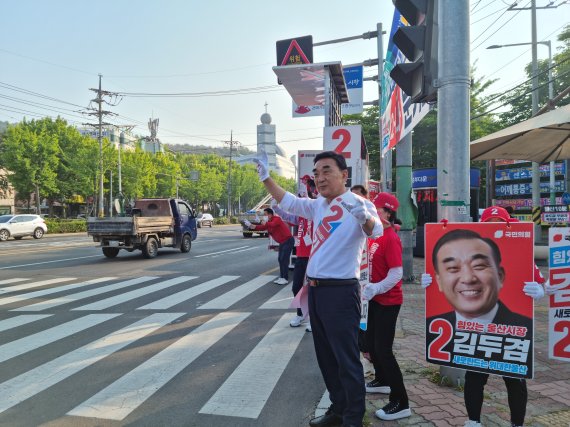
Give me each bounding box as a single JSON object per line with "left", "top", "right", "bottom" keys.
{"left": 87, "top": 198, "right": 198, "bottom": 259}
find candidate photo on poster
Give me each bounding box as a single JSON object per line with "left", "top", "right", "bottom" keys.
{"left": 424, "top": 223, "right": 535, "bottom": 379}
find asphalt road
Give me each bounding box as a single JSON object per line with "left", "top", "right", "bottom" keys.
{"left": 0, "top": 225, "right": 324, "bottom": 427}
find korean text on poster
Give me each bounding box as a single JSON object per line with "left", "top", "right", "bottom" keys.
{"left": 548, "top": 228, "right": 570, "bottom": 362}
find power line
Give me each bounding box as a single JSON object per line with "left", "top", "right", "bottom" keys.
{"left": 115, "top": 85, "right": 283, "bottom": 98}
{"left": 472, "top": 1, "right": 528, "bottom": 50}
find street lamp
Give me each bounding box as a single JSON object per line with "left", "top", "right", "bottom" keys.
{"left": 487, "top": 40, "right": 556, "bottom": 204}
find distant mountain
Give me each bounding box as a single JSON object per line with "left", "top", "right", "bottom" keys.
{"left": 165, "top": 143, "right": 255, "bottom": 158}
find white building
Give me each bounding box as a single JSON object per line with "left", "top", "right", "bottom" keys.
{"left": 235, "top": 109, "right": 295, "bottom": 180}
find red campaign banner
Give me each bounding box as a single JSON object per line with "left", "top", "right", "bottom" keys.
{"left": 424, "top": 222, "right": 535, "bottom": 378}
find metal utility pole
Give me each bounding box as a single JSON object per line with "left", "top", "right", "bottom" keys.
{"left": 376, "top": 22, "right": 391, "bottom": 192}
{"left": 85, "top": 75, "right": 118, "bottom": 218}
{"left": 224, "top": 131, "right": 240, "bottom": 218}
{"left": 396, "top": 132, "right": 414, "bottom": 278}
{"left": 437, "top": 0, "right": 471, "bottom": 384}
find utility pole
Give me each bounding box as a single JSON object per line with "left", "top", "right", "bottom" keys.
{"left": 437, "top": 0, "right": 471, "bottom": 384}
{"left": 84, "top": 74, "right": 119, "bottom": 218}
{"left": 224, "top": 131, "right": 240, "bottom": 218}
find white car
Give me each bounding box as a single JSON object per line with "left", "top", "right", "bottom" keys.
{"left": 196, "top": 213, "right": 214, "bottom": 228}
{"left": 0, "top": 214, "right": 48, "bottom": 241}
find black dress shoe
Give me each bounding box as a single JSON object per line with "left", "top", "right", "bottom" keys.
{"left": 309, "top": 408, "right": 343, "bottom": 427}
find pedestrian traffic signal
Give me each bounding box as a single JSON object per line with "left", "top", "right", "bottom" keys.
{"left": 390, "top": 0, "right": 438, "bottom": 103}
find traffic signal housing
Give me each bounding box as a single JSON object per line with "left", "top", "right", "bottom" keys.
{"left": 390, "top": 0, "right": 438, "bottom": 103}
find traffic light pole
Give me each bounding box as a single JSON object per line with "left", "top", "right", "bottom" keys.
{"left": 436, "top": 0, "right": 471, "bottom": 385}
{"left": 396, "top": 132, "right": 414, "bottom": 279}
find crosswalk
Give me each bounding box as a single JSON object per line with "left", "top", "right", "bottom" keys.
{"left": 0, "top": 274, "right": 322, "bottom": 425}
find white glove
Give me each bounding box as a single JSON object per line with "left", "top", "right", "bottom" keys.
{"left": 253, "top": 158, "right": 270, "bottom": 181}
{"left": 421, "top": 273, "right": 432, "bottom": 289}
{"left": 243, "top": 219, "right": 252, "bottom": 228}
{"left": 523, "top": 281, "right": 545, "bottom": 300}
{"left": 347, "top": 198, "right": 372, "bottom": 225}
{"left": 544, "top": 280, "right": 568, "bottom": 295}
{"left": 362, "top": 283, "right": 380, "bottom": 301}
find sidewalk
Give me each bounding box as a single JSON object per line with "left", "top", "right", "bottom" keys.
{"left": 363, "top": 257, "right": 570, "bottom": 427}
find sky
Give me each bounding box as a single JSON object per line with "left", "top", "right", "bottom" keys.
{"left": 0, "top": 0, "right": 568, "bottom": 159}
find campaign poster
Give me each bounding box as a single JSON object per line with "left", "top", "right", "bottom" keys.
{"left": 548, "top": 228, "right": 570, "bottom": 362}
{"left": 380, "top": 9, "right": 430, "bottom": 156}
{"left": 323, "top": 125, "right": 368, "bottom": 189}
{"left": 297, "top": 150, "right": 320, "bottom": 198}
{"left": 424, "top": 222, "right": 535, "bottom": 379}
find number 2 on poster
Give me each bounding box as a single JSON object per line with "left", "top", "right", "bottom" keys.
{"left": 553, "top": 320, "right": 570, "bottom": 359}
{"left": 428, "top": 319, "right": 453, "bottom": 362}
{"left": 332, "top": 128, "right": 352, "bottom": 159}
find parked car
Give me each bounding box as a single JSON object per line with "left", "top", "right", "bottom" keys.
{"left": 196, "top": 213, "right": 214, "bottom": 228}
{"left": 0, "top": 214, "right": 48, "bottom": 241}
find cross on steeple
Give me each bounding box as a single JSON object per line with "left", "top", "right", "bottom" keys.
{"left": 264, "top": 101, "right": 268, "bottom": 113}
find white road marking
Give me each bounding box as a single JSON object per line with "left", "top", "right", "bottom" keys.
{"left": 259, "top": 285, "right": 294, "bottom": 309}
{"left": 0, "top": 278, "right": 28, "bottom": 285}
{"left": 138, "top": 276, "right": 238, "bottom": 310}
{"left": 72, "top": 276, "right": 197, "bottom": 311}
{"left": 199, "top": 313, "right": 305, "bottom": 418}
{"left": 0, "top": 277, "right": 76, "bottom": 293}
{"left": 0, "top": 255, "right": 101, "bottom": 270}
{"left": 67, "top": 311, "right": 251, "bottom": 421}
{"left": 0, "top": 313, "right": 183, "bottom": 414}
{"left": 315, "top": 391, "right": 331, "bottom": 417}
{"left": 0, "top": 314, "right": 120, "bottom": 363}
{"left": 0, "top": 278, "right": 116, "bottom": 308}
{"left": 198, "top": 275, "right": 276, "bottom": 309}
{"left": 194, "top": 246, "right": 250, "bottom": 258}
{"left": 0, "top": 315, "right": 52, "bottom": 332}
{"left": 11, "top": 276, "right": 158, "bottom": 312}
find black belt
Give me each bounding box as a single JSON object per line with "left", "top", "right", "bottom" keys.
{"left": 308, "top": 278, "right": 358, "bottom": 287}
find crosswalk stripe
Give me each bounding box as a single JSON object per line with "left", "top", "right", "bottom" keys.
{"left": 0, "top": 277, "right": 116, "bottom": 308}
{"left": 0, "top": 313, "right": 183, "bottom": 414}
{"left": 11, "top": 276, "right": 158, "bottom": 312}
{"left": 199, "top": 313, "right": 306, "bottom": 418}
{"left": 138, "top": 276, "right": 239, "bottom": 310}
{"left": 0, "top": 278, "right": 27, "bottom": 285}
{"left": 198, "top": 275, "right": 276, "bottom": 310}
{"left": 0, "top": 314, "right": 120, "bottom": 363}
{"left": 0, "top": 314, "right": 52, "bottom": 332}
{"left": 72, "top": 276, "right": 197, "bottom": 311}
{"left": 67, "top": 311, "right": 251, "bottom": 421}
{"left": 259, "top": 285, "right": 294, "bottom": 309}
{"left": 0, "top": 277, "right": 76, "bottom": 293}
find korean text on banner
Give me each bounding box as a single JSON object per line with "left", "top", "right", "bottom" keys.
{"left": 381, "top": 9, "right": 430, "bottom": 156}
{"left": 424, "top": 222, "right": 535, "bottom": 379}
{"left": 548, "top": 228, "right": 570, "bottom": 362}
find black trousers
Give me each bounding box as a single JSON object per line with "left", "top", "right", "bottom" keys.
{"left": 366, "top": 301, "right": 408, "bottom": 405}
{"left": 277, "top": 237, "right": 294, "bottom": 279}
{"left": 464, "top": 370, "right": 527, "bottom": 426}
{"left": 292, "top": 256, "right": 308, "bottom": 316}
{"left": 309, "top": 282, "right": 365, "bottom": 427}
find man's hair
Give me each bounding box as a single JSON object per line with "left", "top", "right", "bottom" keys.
{"left": 263, "top": 208, "right": 274, "bottom": 215}
{"left": 314, "top": 151, "right": 348, "bottom": 171}
{"left": 432, "top": 228, "right": 502, "bottom": 273}
{"left": 505, "top": 206, "right": 515, "bottom": 216}
{"left": 350, "top": 184, "right": 368, "bottom": 196}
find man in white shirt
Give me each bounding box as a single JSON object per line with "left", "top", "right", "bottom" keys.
{"left": 254, "top": 151, "right": 382, "bottom": 427}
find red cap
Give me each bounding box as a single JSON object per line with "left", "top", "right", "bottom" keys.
{"left": 373, "top": 192, "right": 399, "bottom": 212}
{"left": 481, "top": 206, "right": 510, "bottom": 222}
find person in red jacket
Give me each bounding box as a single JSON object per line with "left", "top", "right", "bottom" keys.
{"left": 245, "top": 208, "right": 294, "bottom": 285}
{"left": 361, "top": 192, "right": 411, "bottom": 421}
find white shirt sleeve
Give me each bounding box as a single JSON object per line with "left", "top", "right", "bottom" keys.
{"left": 279, "top": 192, "right": 315, "bottom": 220}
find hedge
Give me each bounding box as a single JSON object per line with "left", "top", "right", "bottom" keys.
{"left": 44, "top": 219, "right": 87, "bottom": 234}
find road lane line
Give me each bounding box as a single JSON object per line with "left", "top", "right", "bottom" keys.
{"left": 197, "top": 275, "right": 276, "bottom": 310}
{"left": 0, "top": 255, "right": 101, "bottom": 270}
{"left": 11, "top": 276, "right": 158, "bottom": 312}
{"left": 0, "top": 278, "right": 28, "bottom": 285}
{"left": 0, "top": 315, "right": 52, "bottom": 332}
{"left": 138, "top": 276, "right": 238, "bottom": 310}
{"left": 199, "top": 313, "right": 305, "bottom": 418}
{"left": 194, "top": 246, "right": 250, "bottom": 258}
{"left": 0, "top": 314, "right": 120, "bottom": 363}
{"left": 67, "top": 311, "right": 251, "bottom": 421}
{"left": 0, "top": 313, "right": 183, "bottom": 414}
{"left": 72, "top": 276, "right": 197, "bottom": 311}
{"left": 259, "top": 285, "right": 294, "bottom": 309}
{"left": 0, "top": 277, "right": 77, "bottom": 293}
{"left": 0, "top": 278, "right": 117, "bottom": 308}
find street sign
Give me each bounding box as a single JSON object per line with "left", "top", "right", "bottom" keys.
{"left": 276, "top": 35, "right": 313, "bottom": 66}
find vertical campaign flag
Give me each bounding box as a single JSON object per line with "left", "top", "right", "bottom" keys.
{"left": 381, "top": 9, "right": 430, "bottom": 156}
{"left": 548, "top": 227, "right": 570, "bottom": 362}
{"left": 425, "top": 222, "right": 535, "bottom": 379}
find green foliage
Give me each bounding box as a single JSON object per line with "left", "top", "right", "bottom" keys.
{"left": 44, "top": 219, "right": 87, "bottom": 233}
{"left": 214, "top": 216, "right": 230, "bottom": 225}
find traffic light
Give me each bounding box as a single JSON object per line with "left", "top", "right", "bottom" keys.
{"left": 390, "top": 0, "right": 438, "bottom": 103}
